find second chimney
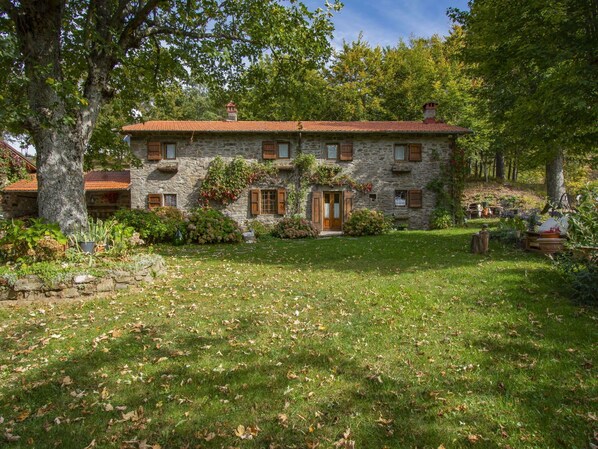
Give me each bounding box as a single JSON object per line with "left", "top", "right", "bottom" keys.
{"left": 226, "top": 101, "right": 238, "bottom": 121}
{"left": 422, "top": 102, "right": 438, "bottom": 124}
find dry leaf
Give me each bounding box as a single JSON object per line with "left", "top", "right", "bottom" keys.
{"left": 4, "top": 432, "right": 21, "bottom": 442}
{"left": 467, "top": 434, "right": 480, "bottom": 444}
{"left": 61, "top": 376, "right": 73, "bottom": 386}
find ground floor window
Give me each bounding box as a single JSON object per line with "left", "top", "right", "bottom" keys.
{"left": 163, "top": 194, "right": 177, "bottom": 207}
{"left": 148, "top": 193, "right": 177, "bottom": 209}
{"left": 394, "top": 190, "right": 407, "bottom": 207}
{"left": 260, "top": 190, "right": 277, "bottom": 214}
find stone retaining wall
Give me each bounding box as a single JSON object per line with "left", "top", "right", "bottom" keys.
{"left": 0, "top": 256, "right": 166, "bottom": 302}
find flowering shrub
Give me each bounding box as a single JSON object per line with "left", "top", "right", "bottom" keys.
{"left": 186, "top": 208, "right": 242, "bottom": 244}
{"left": 272, "top": 217, "right": 318, "bottom": 239}
{"left": 199, "top": 156, "right": 277, "bottom": 205}
{"left": 343, "top": 209, "right": 392, "bottom": 236}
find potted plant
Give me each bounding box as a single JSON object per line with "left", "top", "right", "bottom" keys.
{"left": 70, "top": 227, "right": 95, "bottom": 254}
{"left": 540, "top": 225, "right": 561, "bottom": 239}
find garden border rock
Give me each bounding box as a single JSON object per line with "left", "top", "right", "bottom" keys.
{"left": 0, "top": 255, "right": 166, "bottom": 302}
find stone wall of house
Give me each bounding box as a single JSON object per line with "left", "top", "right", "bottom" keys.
{"left": 1, "top": 192, "right": 38, "bottom": 218}
{"left": 129, "top": 133, "right": 452, "bottom": 229}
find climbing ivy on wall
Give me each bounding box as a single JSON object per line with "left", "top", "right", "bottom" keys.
{"left": 0, "top": 147, "right": 30, "bottom": 185}
{"left": 199, "top": 156, "right": 278, "bottom": 205}
{"left": 426, "top": 141, "right": 467, "bottom": 225}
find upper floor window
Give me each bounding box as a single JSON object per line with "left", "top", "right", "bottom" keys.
{"left": 393, "top": 143, "right": 422, "bottom": 162}
{"left": 147, "top": 141, "right": 176, "bottom": 161}
{"left": 325, "top": 142, "right": 353, "bottom": 161}
{"left": 394, "top": 144, "right": 407, "bottom": 161}
{"left": 326, "top": 144, "right": 338, "bottom": 160}
{"left": 262, "top": 141, "right": 290, "bottom": 160}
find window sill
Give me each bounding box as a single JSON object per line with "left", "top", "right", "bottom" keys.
{"left": 391, "top": 163, "right": 412, "bottom": 174}
{"left": 156, "top": 161, "right": 179, "bottom": 173}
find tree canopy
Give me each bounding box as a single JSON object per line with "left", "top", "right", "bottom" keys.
{"left": 0, "top": 0, "right": 340, "bottom": 232}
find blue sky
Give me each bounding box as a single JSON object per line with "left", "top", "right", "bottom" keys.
{"left": 307, "top": 0, "right": 470, "bottom": 47}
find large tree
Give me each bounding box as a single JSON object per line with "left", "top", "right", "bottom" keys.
{"left": 0, "top": 0, "right": 338, "bottom": 232}
{"left": 451, "top": 0, "right": 598, "bottom": 203}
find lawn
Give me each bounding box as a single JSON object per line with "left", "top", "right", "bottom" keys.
{"left": 0, "top": 227, "right": 596, "bottom": 448}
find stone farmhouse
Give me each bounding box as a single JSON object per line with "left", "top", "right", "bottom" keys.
{"left": 123, "top": 102, "right": 470, "bottom": 230}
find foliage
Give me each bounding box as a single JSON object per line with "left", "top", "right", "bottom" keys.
{"left": 0, "top": 146, "right": 30, "bottom": 184}
{"left": 0, "top": 219, "right": 67, "bottom": 263}
{"left": 308, "top": 164, "right": 373, "bottom": 193}
{"left": 429, "top": 208, "right": 454, "bottom": 230}
{"left": 199, "top": 157, "right": 278, "bottom": 205}
{"left": 566, "top": 186, "right": 598, "bottom": 248}
{"left": 450, "top": 0, "right": 597, "bottom": 168}
{"left": 186, "top": 208, "right": 242, "bottom": 244}
{"left": 245, "top": 220, "right": 275, "bottom": 239}
{"left": 272, "top": 216, "right": 318, "bottom": 239}
{"left": 343, "top": 209, "right": 392, "bottom": 236}
{"left": 113, "top": 209, "right": 185, "bottom": 244}
{"left": 555, "top": 252, "right": 598, "bottom": 302}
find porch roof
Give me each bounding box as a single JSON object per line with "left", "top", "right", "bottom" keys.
{"left": 2, "top": 170, "right": 131, "bottom": 193}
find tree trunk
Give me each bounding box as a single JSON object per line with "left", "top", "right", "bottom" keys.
{"left": 507, "top": 158, "right": 512, "bottom": 180}
{"left": 36, "top": 129, "right": 87, "bottom": 234}
{"left": 495, "top": 152, "right": 505, "bottom": 180}
{"left": 546, "top": 149, "right": 567, "bottom": 207}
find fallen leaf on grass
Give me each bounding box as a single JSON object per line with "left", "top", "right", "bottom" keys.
{"left": 16, "top": 409, "right": 30, "bottom": 422}
{"left": 234, "top": 424, "right": 260, "bottom": 439}
{"left": 467, "top": 434, "right": 481, "bottom": 444}
{"left": 61, "top": 376, "right": 73, "bottom": 386}
{"left": 4, "top": 432, "right": 20, "bottom": 442}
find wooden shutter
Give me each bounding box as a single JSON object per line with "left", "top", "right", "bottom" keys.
{"left": 262, "top": 141, "right": 277, "bottom": 160}
{"left": 148, "top": 194, "right": 162, "bottom": 210}
{"left": 408, "top": 143, "right": 422, "bottom": 162}
{"left": 311, "top": 191, "right": 322, "bottom": 230}
{"left": 250, "top": 189, "right": 260, "bottom": 215}
{"left": 277, "top": 188, "right": 286, "bottom": 215}
{"left": 339, "top": 142, "right": 353, "bottom": 161}
{"left": 343, "top": 190, "right": 353, "bottom": 221}
{"left": 408, "top": 189, "right": 423, "bottom": 208}
{"left": 147, "top": 142, "right": 162, "bottom": 161}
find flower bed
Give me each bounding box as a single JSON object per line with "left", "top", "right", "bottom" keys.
{"left": 0, "top": 253, "right": 165, "bottom": 302}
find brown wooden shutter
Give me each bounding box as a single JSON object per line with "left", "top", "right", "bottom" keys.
{"left": 148, "top": 194, "right": 162, "bottom": 209}
{"left": 408, "top": 189, "right": 423, "bottom": 208}
{"left": 343, "top": 190, "right": 353, "bottom": 222}
{"left": 408, "top": 143, "right": 422, "bottom": 162}
{"left": 262, "top": 141, "right": 277, "bottom": 160}
{"left": 277, "top": 188, "right": 286, "bottom": 215}
{"left": 311, "top": 191, "right": 322, "bottom": 230}
{"left": 339, "top": 142, "right": 354, "bottom": 161}
{"left": 147, "top": 142, "right": 162, "bottom": 161}
{"left": 250, "top": 189, "right": 260, "bottom": 215}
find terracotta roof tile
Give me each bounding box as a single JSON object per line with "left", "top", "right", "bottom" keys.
{"left": 3, "top": 170, "right": 130, "bottom": 193}
{"left": 122, "top": 120, "right": 471, "bottom": 134}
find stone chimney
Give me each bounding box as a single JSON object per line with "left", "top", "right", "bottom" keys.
{"left": 226, "top": 101, "right": 238, "bottom": 121}
{"left": 422, "top": 102, "right": 438, "bottom": 124}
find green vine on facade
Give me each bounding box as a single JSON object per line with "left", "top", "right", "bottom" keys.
{"left": 199, "top": 156, "right": 278, "bottom": 205}
{"left": 0, "top": 147, "right": 30, "bottom": 186}
{"left": 426, "top": 141, "right": 467, "bottom": 225}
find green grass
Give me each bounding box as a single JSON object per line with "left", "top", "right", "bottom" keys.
{"left": 0, "top": 228, "right": 596, "bottom": 448}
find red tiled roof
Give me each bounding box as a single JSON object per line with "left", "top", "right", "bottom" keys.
{"left": 0, "top": 140, "right": 37, "bottom": 173}
{"left": 3, "top": 170, "right": 130, "bottom": 193}
{"left": 122, "top": 120, "right": 471, "bottom": 134}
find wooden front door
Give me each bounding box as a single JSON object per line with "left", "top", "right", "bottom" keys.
{"left": 323, "top": 192, "right": 342, "bottom": 231}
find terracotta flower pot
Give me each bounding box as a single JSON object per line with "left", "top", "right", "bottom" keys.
{"left": 540, "top": 232, "right": 560, "bottom": 239}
